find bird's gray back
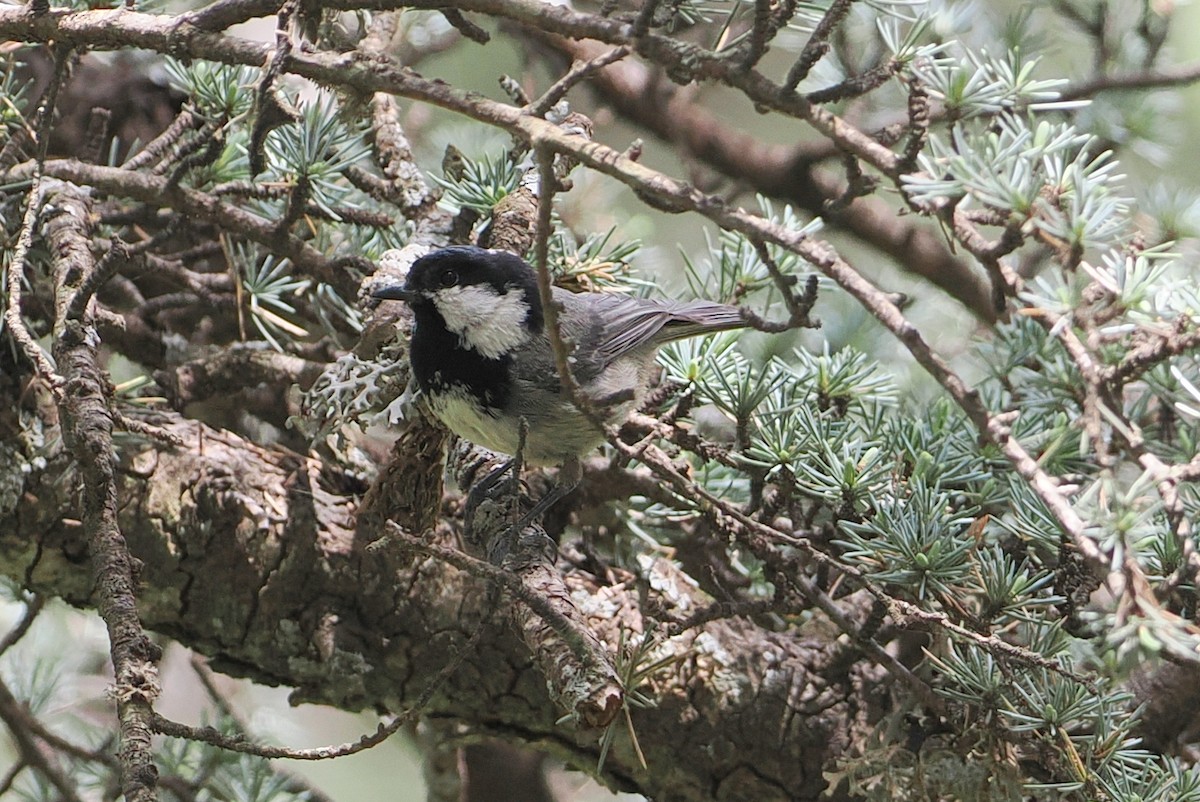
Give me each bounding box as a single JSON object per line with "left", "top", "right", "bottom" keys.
{"left": 556, "top": 288, "right": 743, "bottom": 367}
{"left": 498, "top": 288, "right": 745, "bottom": 463}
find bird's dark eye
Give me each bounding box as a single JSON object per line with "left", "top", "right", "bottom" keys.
{"left": 438, "top": 269, "right": 458, "bottom": 288}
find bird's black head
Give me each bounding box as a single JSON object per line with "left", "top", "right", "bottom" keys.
{"left": 373, "top": 246, "right": 544, "bottom": 360}
{"left": 406, "top": 248, "right": 540, "bottom": 313}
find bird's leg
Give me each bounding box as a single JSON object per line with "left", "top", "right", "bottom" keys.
{"left": 463, "top": 423, "right": 580, "bottom": 538}
{"left": 513, "top": 455, "right": 583, "bottom": 530}
{"left": 510, "top": 417, "right": 531, "bottom": 523}
{"left": 464, "top": 419, "right": 531, "bottom": 539}
{"left": 463, "top": 458, "right": 516, "bottom": 530}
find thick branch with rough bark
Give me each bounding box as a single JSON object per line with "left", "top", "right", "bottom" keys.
{"left": 0, "top": 405, "right": 878, "bottom": 801}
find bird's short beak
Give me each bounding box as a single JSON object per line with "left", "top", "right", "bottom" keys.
{"left": 372, "top": 283, "right": 418, "bottom": 303}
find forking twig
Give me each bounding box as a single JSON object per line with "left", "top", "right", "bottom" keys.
{"left": 529, "top": 147, "right": 614, "bottom": 443}
{"left": 4, "top": 45, "right": 72, "bottom": 391}
{"left": 528, "top": 46, "right": 632, "bottom": 117}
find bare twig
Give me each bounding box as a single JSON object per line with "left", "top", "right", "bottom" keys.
{"left": 3, "top": 44, "right": 71, "bottom": 390}
{"left": 0, "top": 762, "right": 24, "bottom": 798}
{"left": 805, "top": 59, "right": 901, "bottom": 104}
{"left": 65, "top": 238, "right": 123, "bottom": 324}
{"left": 154, "top": 597, "right": 492, "bottom": 763}
{"left": 357, "top": 13, "right": 441, "bottom": 217}
{"left": 247, "top": 0, "right": 301, "bottom": 177}
{"left": 633, "top": 0, "right": 662, "bottom": 35}
{"left": 1104, "top": 324, "right": 1200, "bottom": 388}
{"left": 738, "top": 0, "right": 780, "bottom": 70}
{"left": 439, "top": 7, "right": 490, "bottom": 44}
{"left": 0, "top": 594, "right": 44, "bottom": 656}
{"left": 185, "top": 0, "right": 285, "bottom": 30}
{"left": 3, "top": 178, "right": 61, "bottom": 388}
{"left": 745, "top": 239, "right": 820, "bottom": 331}
{"left": 1058, "top": 60, "right": 1200, "bottom": 101}
{"left": 528, "top": 45, "right": 631, "bottom": 117}
{"left": 0, "top": 678, "right": 87, "bottom": 802}
{"left": 0, "top": 3, "right": 902, "bottom": 176}
{"left": 120, "top": 108, "right": 200, "bottom": 171}
{"left": 4, "top": 158, "right": 355, "bottom": 296}
{"left": 150, "top": 120, "right": 219, "bottom": 177}
{"left": 153, "top": 712, "right": 409, "bottom": 761}
{"left": 520, "top": 34, "right": 994, "bottom": 319}
{"left": 48, "top": 186, "right": 161, "bottom": 802}
{"left": 783, "top": 0, "right": 854, "bottom": 92}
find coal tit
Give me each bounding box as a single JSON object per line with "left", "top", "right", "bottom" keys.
{"left": 372, "top": 246, "right": 747, "bottom": 520}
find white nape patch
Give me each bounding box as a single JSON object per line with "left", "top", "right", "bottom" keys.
{"left": 431, "top": 284, "right": 532, "bottom": 359}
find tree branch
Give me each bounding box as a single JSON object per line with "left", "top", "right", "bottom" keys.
{"left": 518, "top": 33, "right": 997, "bottom": 319}
{"left": 0, "top": 677, "right": 87, "bottom": 802}
{"left": 47, "top": 185, "right": 161, "bottom": 802}
{"left": 0, "top": 404, "right": 873, "bottom": 800}
{"left": 4, "top": 158, "right": 360, "bottom": 297}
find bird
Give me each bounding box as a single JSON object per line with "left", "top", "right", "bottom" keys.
{"left": 372, "top": 245, "right": 748, "bottom": 525}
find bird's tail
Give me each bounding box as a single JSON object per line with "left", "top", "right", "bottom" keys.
{"left": 658, "top": 300, "right": 746, "bottom": 342}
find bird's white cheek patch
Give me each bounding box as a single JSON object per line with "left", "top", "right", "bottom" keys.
{"left": 433, "top": 285, "right": 532, "bottom": 359}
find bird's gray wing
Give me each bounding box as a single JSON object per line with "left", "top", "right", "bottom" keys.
{"left": 557, "top": 289, "right": 745, "bottom": 370}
